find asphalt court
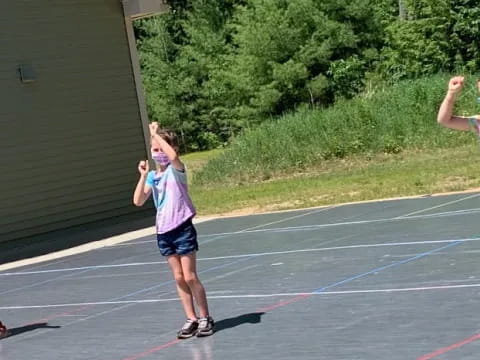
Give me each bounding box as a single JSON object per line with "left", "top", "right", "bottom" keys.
{"left": 1, "top": 192, "right": 480, "bottom": 360}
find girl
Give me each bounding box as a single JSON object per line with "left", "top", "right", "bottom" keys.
{"left": 133, "top": 122, "right": 214, "bottom": 338}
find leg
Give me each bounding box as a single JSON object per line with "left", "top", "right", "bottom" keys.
{"left": 180, "top": 253, "right": 214, "bottom": 336}
{"left": 180, "top": 253, "right": 209, "bottom": 318}
{"left": 167, "top": 255, "right": 197, "bottom": 320}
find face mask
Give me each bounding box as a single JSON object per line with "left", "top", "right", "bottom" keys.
{"left": 152, "top": 151, "right": 170, "bottom": 166}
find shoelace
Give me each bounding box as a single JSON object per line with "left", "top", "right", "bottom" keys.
{"left": 182, "top": 319, "right": 196, "bottom": 330}
{"left": 198, "top": 318, "right": 209, "bottom": 329}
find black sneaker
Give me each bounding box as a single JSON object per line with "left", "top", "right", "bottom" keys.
{"left": 177, "top": 319, "right": 198, "bottom": 339}
{"left": 196, "top": 316, "right": 214, "bottom": 337}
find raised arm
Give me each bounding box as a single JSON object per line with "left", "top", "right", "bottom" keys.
{"left": 149, "top": 122, "right": 184, "bottom": 171}
{"left": 437, "top": 76, "right": 472, "bottom": 131}
{"left": 133, "top": 160, "right": 152, "bottom": 206}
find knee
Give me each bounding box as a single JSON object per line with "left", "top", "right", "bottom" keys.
{"left": 184, "top": 272, "right": 199, "bottom": 285}
{"left": 173, "top": 271, "right": 186, "bottom": 284}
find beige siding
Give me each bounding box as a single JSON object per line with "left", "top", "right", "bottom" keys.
{"left": 0, "top": 0, "right": 151, "bottom": 242}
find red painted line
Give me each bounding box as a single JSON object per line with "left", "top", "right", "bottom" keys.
{"left": 121, "top": 339, "right": 181, "bottom": 360}
{"left": 120, "top": 294, "right": 313, "bottom": 360}
{"left": 417, "top": 333, "right": 480, "bottom": 360}
{"left": 256, "top": 294, "right": 311, "bottom": 313}
{"left": 34, "top": 305, "right": 94, "bottom": 324}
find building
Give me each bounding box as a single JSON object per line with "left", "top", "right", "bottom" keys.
{"left": 0, "top": 0, "right": 167, "bottom": 257}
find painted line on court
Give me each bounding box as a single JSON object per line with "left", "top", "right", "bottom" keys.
{"left": 3, "top": 195, "right": 476, "bottom": 356}
{"left": 1, "top": 192, "right": 476, "bottom": 274}
{"left": 122, "top": 339, "right": 182, "bottom": 360}
{"left": 398, "top": 193, "right": 480, "bottom": 218}
{"left": 198, "top": 205, "right": 338, "bottom": 246}
{"left": 11, "top": 255, "right": 260, "bottom": 330}
{"left": 0, "top": 209, "right": 340, "bottom": 342}
{"left": 2, "top": 236, "right": 477, "bottom": 277}
{"left": 3, "top": 282, "right": 480, "bottom": 310}
{"left": 0, "top": 216, "right": 214, "bottom": 273}
{"left": 36, "top": 305, "right": 94, "bottom": 323}
{"left": 106, "top": 208, "right": 337, "bottom": 248}
{"left": 107, "top": 199, "right": 480, "bottom": 247}
{"left": 180, "top": 207, "right": 480, "bottom": 238}
{"left": 0, "top": 206, "right": 336, "bottom": 300}
{"left": 255, "top": 294, "right": 311, "bottom": 313}
{"left": 118, "top": 240, "right": 464, "bottom": 360}
{"left": 110, "top": 255, "right": 258, "bottom": 302}
{"left": 312, "top": 242, "right": 462, "bottom": 293}
{"left": 6, "top": 263, "right": 261, "bottom": 346}
{"left": 0, "top": 207, "right": 321, "bottom": 292}
{"left": 417, "top": 332, "right": 480, "bottom": 360}
{"left": 1, "top": 204, "right": 476, "bottom": 284}
{"left": 0, "top": 267, "right": 99, "bottom": 296}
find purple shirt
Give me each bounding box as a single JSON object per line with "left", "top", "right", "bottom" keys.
{"left": 146, "top": 165, "right": 196, "bottom": 234}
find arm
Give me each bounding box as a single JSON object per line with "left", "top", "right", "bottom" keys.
{"left": 149, "top": 122, "right": 184, "bottom": 171}
{"left": 133, "top": 160, "right": 152, "bottom": 206}
{"left": 437, "top": 76, "right": 472, "bottom": 131}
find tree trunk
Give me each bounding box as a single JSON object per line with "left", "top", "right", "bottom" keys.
{"left": 399, "top": 0, "right": 407, "bottom": 20}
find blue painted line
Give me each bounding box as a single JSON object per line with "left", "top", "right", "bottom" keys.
{"left": 313, "top": 241, "right": 463, "bottom": 294}
{"left": 0, "top": 251, "right": 168, "bottom": 294}
{"left": 0, "top": 267, "right": 96, "bottom": 296}
{"left": 111, "top": 255, "right": 258, "bottom": 301}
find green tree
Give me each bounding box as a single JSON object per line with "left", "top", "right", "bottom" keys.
{"left": 136, "top": 1, "right": 237, "bottom": 151}
{"left": 379, "top": 0, "right": 480, "bottom": 80}
{"left": 220, "top": 0, "right": 385, "bottom": 119}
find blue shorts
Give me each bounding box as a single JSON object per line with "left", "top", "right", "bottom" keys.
{"left": 157, "top": 219, "right": 198, "bottom": 257}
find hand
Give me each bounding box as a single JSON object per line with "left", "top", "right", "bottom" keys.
{"left": 138, "top": 160, "right": 149, "bottom": 176}
{"left": 448, "top": 76, "right": 465, "bottom": 94}
{"left": 149, "top": 122, "right": 159, "bottom": 136}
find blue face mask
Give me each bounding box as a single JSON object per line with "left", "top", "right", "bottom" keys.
{"left": 152, "top": 151, "right": 170, "bottom": 166}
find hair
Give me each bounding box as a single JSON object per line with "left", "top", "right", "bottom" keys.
{"left": 151, "top": 128, "right": 179, "bottom": 153}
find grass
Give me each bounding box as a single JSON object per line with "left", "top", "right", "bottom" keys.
{"left": 194, "top": 74, "right": 480, "bottom": 186}
{"left": 181, "top": 75, "right": 480, "bottom": 217}
{"left": 182, "top": 149, "right": 223, "bottom": 176}
{"left": 187, "top": 144, "right": 480, "bottom": 216}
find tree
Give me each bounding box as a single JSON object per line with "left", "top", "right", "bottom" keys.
{"left": 379, "top": 0, "right": 480, "bottom": 80}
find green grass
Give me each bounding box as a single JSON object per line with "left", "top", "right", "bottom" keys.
{"left": 182, "top": 76, "right": 480, "bottom": 216}
{"left": 194, "top": 74, "right": 480, "bottom": 186}
{"left": 189, "top": 144, "right": 480, "bottom": 216}
{"left": 182, "top": 149, "right": 223, "bottom": 174}
{"left": 181, "top": 149, "right": 223, "bottom": 184}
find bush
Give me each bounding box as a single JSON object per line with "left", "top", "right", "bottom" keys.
{"left": 194, "top": 74, "right": 479, "bottom": 185}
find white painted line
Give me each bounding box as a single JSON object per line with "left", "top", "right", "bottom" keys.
{"left": 199, "top": 206, "right": 338, "bottom": 246}
{"left": 1, "top": 192, "right": 478, "bottom": 272}
{"left": 0, "top": 218, "right": 215, "bottom": 272}
{"left": 91, "top": 207, "right": 341, "bottom": 248}
{"left": 44, "top": 202, "right": 472, "bottom": 253}
{"left": 0, "top": 208, "right": 335, "bottom": 273}
{"left": 2, "top": 283, "right": 479, "bottom": 310}
{"left": 0, "top": 261, "right": 168, "bottom": 276}
{"left": 241, "top": 206, "right": 338, "bottom": 231}
{"left": 0, "top": 226, "right": 152, "bottom": 273}
{"left": 397, "top": 193, "right": 480, "bottom": 218}
{"left": 71, "top": 271, "right": 170, "bottom": 280}
{"left": 113, "top": 204, "right": 478, "bottom": 246}
{"left": 2, "top": 236, "right": 478, "bottom": 276}
{"left": 195, "top": 207, "right": 480, "bottom": 237}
